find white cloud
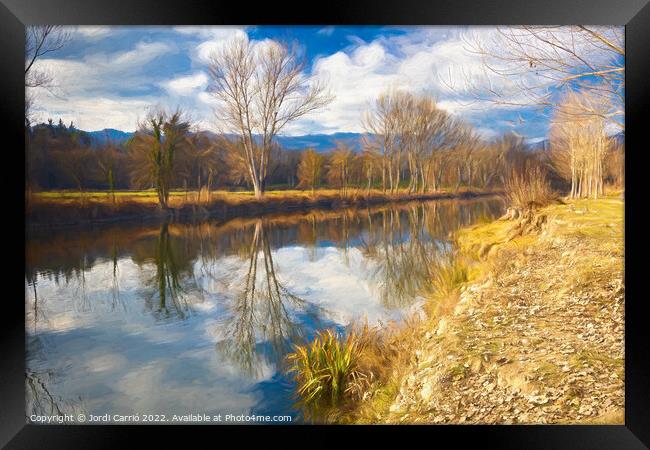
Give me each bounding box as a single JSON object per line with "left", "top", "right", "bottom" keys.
{"left": 28, "top": 40, "right": 178, "bottom": 131}
{"left": 75, "top": 26, "right": 113, "bottom": 39}
{"left": 161, "top": 72, "right": 208, "bottom": 96}
{"left": 31, "top": 95, "right": 153, "bottom": 132}
{"left": 29, "top": 26, "right": 622, "bottom": 138}
{"left": 295, "top": 44, "right": 402, "bottom": 134}
{"left": 295, "top": 31, "right": 468, "bottom": 133}
{"left": 110, "top": 41, "right": 172, "bottom": 67}
{"left": 289, "top": 27, "right": 553, "bottom": 134}
{"left": 317, "top": 26, "right": 335, "bottom": 36}
{"left": 31, "top": 41, "right": 174, "bottom": 98}
{"left": 175, "top": 26, "right": 248, "bottom": 63}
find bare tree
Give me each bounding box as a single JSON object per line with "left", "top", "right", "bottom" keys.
{"left": 96, "top": 142, "right": 122, "bottom": 204}
{"left": 297, "top": 148, "right": 324, "bottom": 194}
{"left": 450, "top": 26, "right": 624, "bottom": 129}
{"left": 207, "top": 37, "right": 333, "bottom": 199}
{"left": 129, "top": 108, "right": 191, "bottom": 209}
{"left": 408, "top": 96, "right": 455, "bottom": 193}
{"left": 177, "top": 131, "right": 222, "bottom": 203}
{"left": 326, "top": 142, "right": 354, "bottom": 196}
{"left": 25, "top": 26, "right": 70, "bottom": 196}
{"left": 55, "top": 147, "right": 93, "bottom": 200}
{"left": 25, "top": 26, "right": 70, "bottom": 90}
{"left": 357, "top": 145, "right": 381, "bottom": 194}
{"left": 362, "top": 91, "right": 403, "bottom": 194}
{"left": 550, "top": 89, "right": 609, "bottom": 198}
{"left": 604, "top": 138, "right": 624, "bottom": 190}
{"left": 364, "top": 90, "right": 483, "bottom": 194}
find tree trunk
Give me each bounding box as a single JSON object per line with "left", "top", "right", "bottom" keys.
{"left": 207, "top": 169, "right": 213, "bottom": 203}
{"left": 197, "top": 170, "right": 202, "bottom": 203}
{"left": 108, "top": 168, "right": 116, "bottom": 205}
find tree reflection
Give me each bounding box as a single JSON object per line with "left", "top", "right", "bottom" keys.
{"left": 296, "top": 216, "right": 319, "bottom": 262}
{"left": 109, "top": 238, "right": 126, "bottom": 312}
{"left": 144, "top": 220, "right": 197, "bottom": 319}
{"left": 26, "top": 369, "right": 86, "bottom": 420}
{"left": 26, "top": 371, "right": 65, "bottom": 419}
{"left": 217, "top": 219, "right": 325, "bottom": 377}
{"left": 25, "top": 198, "right": 504, "bottom": 378}
{"left": 368, "top": 205, "right": 438, "bottom": 308}
{"left": 367, "top": 200, "right": 504, "bottom": 309}
{"left": 25, "top": 272, "right": 41, "bottom": 334}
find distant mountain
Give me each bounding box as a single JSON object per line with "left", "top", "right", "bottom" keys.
{"left": 528, "top": 139, "right": 549, "bottom": 152}
{"left": 86, "top": 128, "right": 368, "bottom": 152}
{"left": 51, "top": 127, "right": 629, "bottom": 153}
{"left": 87, "top": 128, "right": 134, "bottom": 146}
{"left": 274, "top": 132, "right": 368, "bottom": 152}
{"left": 528, "top": 131, "right": 624, "bottom": 153}
{"left": 612, "top": 131, "right": 625, "bottom": 146}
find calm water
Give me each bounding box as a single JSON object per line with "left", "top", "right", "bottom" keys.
{"left": 25, "top": 197, "right": 504, "bottom": 423}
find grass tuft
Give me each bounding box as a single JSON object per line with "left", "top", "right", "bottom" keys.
{"left": 286, "top": 329, "right": 369, "bottom": 422}
{"left": 505, "top": 165, "right": 556, "bottom": 210}
{"left": 286, "top": 321, "right": 419, "bottom": 423}
{"left": 431, "top": 253, "right": 469, "bottom": 299}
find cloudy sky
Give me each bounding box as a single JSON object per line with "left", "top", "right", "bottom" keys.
{"left": 27, "top": 25, "right": 621, "bottom": 142}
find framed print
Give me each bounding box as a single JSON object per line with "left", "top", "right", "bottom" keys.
{"left": 2, "top": 0, "right": 649, "bottom": 447}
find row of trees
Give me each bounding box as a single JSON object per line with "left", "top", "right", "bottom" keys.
{"left": 26, "top": 102, "right": 623, "bottom": 204}
{"left": 27, "top": 117, "right": 301, "bottom": 198}
{"left": 25, "top": 114, "right": 536, "bottom": 192}
{"left": 549, "top": 90, "right": 622, "bottom": 199}
{"left": 360, "top": 91, "right": 537, "bottom": 194}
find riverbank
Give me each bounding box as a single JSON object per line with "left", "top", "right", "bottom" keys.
{"left": 335, "top": 193, "right": 624, "bottom": 424}
{"left": 26, "top": 188, "right": 498, "bottom": 228}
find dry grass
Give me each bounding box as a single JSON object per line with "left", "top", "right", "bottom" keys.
{"left": 307, "top": 193, "right": 624, "bottom": 424}
{"left": 285, "top": 319, "right": 424, "bottom": 424}
{"left": 32, "top": 187, "right": 488, "bottom": 204}
{"left": 345, "top": 317, "right": 425, "bottom": 424}
{"left": 431, "top": 253, "right": 469, "bottom": 299}
{"left": 504, "top": 166, "right": 557, "bottom": 210}
{"left": 27, "top": 188, "right": 496, "bottom": 228}
{"left": 286, "top": 329, "right": 367, "bottom": 422}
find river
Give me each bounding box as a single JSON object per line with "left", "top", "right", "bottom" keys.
{"left": 25, "top": 196, "right": 504, "bottom": 423}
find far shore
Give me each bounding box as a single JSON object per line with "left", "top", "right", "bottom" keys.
{"left": 26, "top": 188, "right": 502, "bottom": 229}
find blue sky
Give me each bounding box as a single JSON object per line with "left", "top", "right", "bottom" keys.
{"left": 28, "top": 25, "right": 622, "bottom": 142}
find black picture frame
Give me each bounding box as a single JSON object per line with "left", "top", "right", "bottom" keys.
{"left": 2, "top": 0, "right": 648, "bottom": 447}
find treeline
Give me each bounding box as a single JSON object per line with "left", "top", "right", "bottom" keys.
{"left": 550, "top": 90, "right": 624, "bottom": 199}
{"left": 25, "top": 107, "right": 623, "bottom": 201}
{"left": 24, "top": 115, "right": 526, "bottom": 195}
{"left": 26, "top": 118, "right": 302, "bottom": 195}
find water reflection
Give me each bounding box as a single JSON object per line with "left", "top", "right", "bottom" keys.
{"left": 216, "top": 219, "right": 325, "bottom": 377}
{"left": 25, "top": 197, "right": 504, "bottom": 421}
{"left": 146, "top": 221, "right": 196, "bottom": 318}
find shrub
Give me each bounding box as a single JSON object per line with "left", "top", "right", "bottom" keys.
{"left": 286, "top": 329, "right": 368, "bottom": 421}
{"left": 504, "top": 165, "right": 556, "bottom": 210}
